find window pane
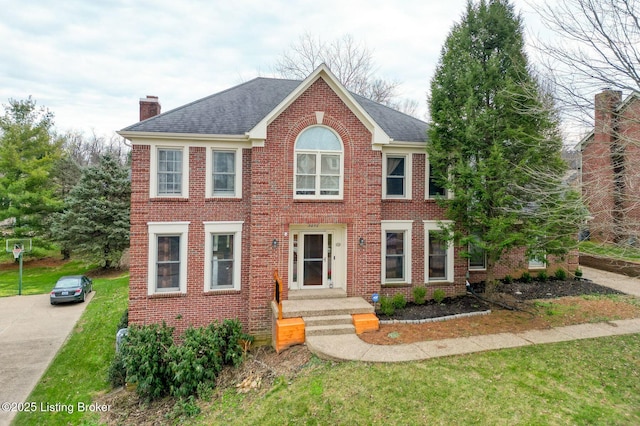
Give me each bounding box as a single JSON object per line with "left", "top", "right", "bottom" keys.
{"left": 296, "top": 127, "right": 341, "bottom": 151}
{"left": 213, "top": 152, "right": 234, "bottom": 173}
{"left": 321, "top": 155, "right": 340, "bottom": 174}
{"left": 429, "top": 164, "right": 446, "bottom": 197}
{"left": 211, "top": 234, "right": 234, "bottom": 288}
{"left": 429, "top": 232, "right": 447, "bottom": 280}
{"left": 296, "top": 176, "right": 316, "bottom": 194}
{"left": 386, "top": 177, "right": 404, "bottom": 196}
{"left": 297, "top": 154, "right": 316, "bottom": 174}
{"left": 387, "top": 157, "right": 405, "bottom": 176}
{"left": 157, "top": 235, "right": 180, "bottom": 290}
{"left": 320, "top": 176, "right": 339, "bottom": 190}
{"left": 385, "top": 232, "right": 405, "bottom": 280}
{"left": 212, "top": 234, "right": 233, "bottom": 259}
{"left": 469, "top": 243, "right": 486, "bottom": 269}
{"left": 214, "top": 174, "right": 235, "bottom": 195}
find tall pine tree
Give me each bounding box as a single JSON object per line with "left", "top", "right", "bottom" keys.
{"left": 0, "top": 97, "right": 64, "bottom": 238}
{"left": 428, "top": 0, "right": 585, "bottom": 280}
{"left": 51, "top": 153, "right": 130, "bottom": 268}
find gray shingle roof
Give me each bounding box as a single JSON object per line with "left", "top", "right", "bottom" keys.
{"left": 121, "top": 77, "right": 428, "bottom": 143}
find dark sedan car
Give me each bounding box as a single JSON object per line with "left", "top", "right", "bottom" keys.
{"left": 50, "top": 275, "right": 93, "bottom": 305}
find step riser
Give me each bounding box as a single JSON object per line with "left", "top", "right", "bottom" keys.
{"left": 306, "top": 325, "right": 356, "bottom": 337}
{"left": 284, "top": 307, "right": 372, "bottom": 318}
{"left": 304, "top": 315, "right": 353, "bottom": 327}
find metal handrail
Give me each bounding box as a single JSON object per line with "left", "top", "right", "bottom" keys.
{"left": 274, "top": 269, "right": 283, "bottom": 320}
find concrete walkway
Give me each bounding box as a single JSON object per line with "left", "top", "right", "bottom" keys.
{"left": 0, "top": 292, "right": 93, "bottom": 426}
{"left": 307, "top": 267, "right": 640, "bottom": 362}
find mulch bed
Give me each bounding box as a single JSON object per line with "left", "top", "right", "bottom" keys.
{"left": 377, "top": 279, "right": 625, "bottom": 322}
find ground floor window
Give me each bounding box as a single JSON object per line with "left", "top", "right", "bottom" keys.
{"left": 424, "top": 221, "right": 454, "bottom": 282}
{"left": 147, "top": 222, "right": 190, "bottom": 295}
{"left": 381, "top": 221, "right": 413, "bottom": 284}
{"left": 204, "top": 222, "right": 243, "bottom": 291}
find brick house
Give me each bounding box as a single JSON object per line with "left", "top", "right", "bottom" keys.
{"left": 119, "top": 65, "right": 571, "bottom": 341}
{"left": 580, "top": 90, "right": 640, "bottom": 244}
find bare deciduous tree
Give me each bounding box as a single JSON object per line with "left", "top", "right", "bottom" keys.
{"left": 535, "top": 0, "right": 640, "bottom": 126}
{"left": 534, "top": 0, "right": 640, "bottom": 249}
{"left": 274, "top": 33, "right": 420, "bottom": 116}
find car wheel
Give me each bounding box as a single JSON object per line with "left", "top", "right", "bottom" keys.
{"left": 50, "top": 301, "right": 56, "bottom": 305}
{"left": 81, "top": 292, "right": 86, "bottom": 303}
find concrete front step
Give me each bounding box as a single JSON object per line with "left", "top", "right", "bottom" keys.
{"left": 305, "top": 323, "right": 356, "bottom": 337}
{"left": 303, "top": 314, "right": 353, "bottom": 327}
{"left": 288, "top": 289, "right": 347, "bottom": 300}
{"left": 282, "top": 296, "right": 374, "bottom": 318}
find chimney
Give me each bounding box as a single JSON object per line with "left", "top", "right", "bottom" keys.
{"left": 139, "top": 95, "right": 161, "bottom": 121}
{"left": 594, "top": 89, "right": 622, "bottom": 143}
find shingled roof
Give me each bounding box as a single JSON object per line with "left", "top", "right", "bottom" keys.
{"left": 121, "top": 77, "right": 428, "bottom": 143}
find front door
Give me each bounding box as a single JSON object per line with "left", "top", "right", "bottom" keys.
{"left": 290, "top": 226, "right": 344, "bottom": 290}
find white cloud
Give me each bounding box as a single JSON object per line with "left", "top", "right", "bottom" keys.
{"left": 0, "top": 0, "right": 553, "bottom": 137}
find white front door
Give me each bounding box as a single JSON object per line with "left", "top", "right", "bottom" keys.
{"left": 290, "top": 226, "right": 345, "bottom": 290}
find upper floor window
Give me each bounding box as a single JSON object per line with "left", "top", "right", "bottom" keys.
{"left": 158, "top": 148, "right": 183, "bottom": 196}
{"left": 383, "top": 153, "right": 412, "bottom": 199}
{"left": 294, "top": 126, "right": 343, "bottom": 199}
{"left": 427, "top": 163, "right": 447, "bottom": 199}
{"left": 205, "top": 147, "right": 243, "bottom": 199}
{"left": 150, "top": 146, "right": 189, "bottom": 198}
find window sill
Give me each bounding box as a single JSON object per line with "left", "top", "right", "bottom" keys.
{"left": 150, "top": 197, "right": 189, "bottom": 202}
{"left": 293, "top": 198, "right": 344, "bottom": 203}
{"left": 148, "top": 291, "right": 187, "bottom": 299}
{"left": 205, "top": 197, "right": 243, "bottom": 202}
{"left": 204, "top": 289, "right": 242, "bottom": 295}
{"left": 382, "top": 282, "right": 411, "bottom": 288}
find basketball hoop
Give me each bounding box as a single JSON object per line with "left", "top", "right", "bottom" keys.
{"left": 12, "top": 247, "right": 22, "bottom": 259}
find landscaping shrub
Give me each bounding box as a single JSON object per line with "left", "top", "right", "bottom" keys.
{"left": 520, "top": 271, "right": 532, "bottom": 283}
{"left": 121, "top": 322, "right": 175, "bottom": 400}
{"left": 554, "top": 268, "right": 567, "bottom": 281}
{"left": 379, "top": 296, "right": 395, "bottom": 316}
{"left": 413, "top": 286, "right": 427, "bottom": 305}
{"left": 574, "top": 268, "right": 583, "bottom": 278}
{"left": 502, "top": 275, "right": 513, "bottom": 284}
{"left": 537, "top": 270, "right": 548, "bottom": 282}
{"left": 117, "top": 319, "right": 253, "bottom": 400}
{"left": 432, "top": 289, "right": 446, "bottom": 304}
{"left": 392, "top": 293, "right": 407, "bottom": 310}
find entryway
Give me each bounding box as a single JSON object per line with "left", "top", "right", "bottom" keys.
{"left": 289, "top": 225, "right": 346, "bottom": 291}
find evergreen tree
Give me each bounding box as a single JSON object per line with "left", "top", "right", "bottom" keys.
{"left": 0, "top": 97, "right": 64, "bottom": 237}
{"left": 51, "top": 153, "right": 130, "bottom": 268}
{"left": 427, "top": 0, "right": 585, "bottom": 280}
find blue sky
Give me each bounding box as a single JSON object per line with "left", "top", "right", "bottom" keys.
{"left": 0, "top": 0, "right": 548, "bottom": 139}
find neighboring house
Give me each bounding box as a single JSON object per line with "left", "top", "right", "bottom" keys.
{"left": 119, "top": 65, "right": 573, "bottom": 340}
{"left": 579, "top": 90, "right": 640, "bottom": 244}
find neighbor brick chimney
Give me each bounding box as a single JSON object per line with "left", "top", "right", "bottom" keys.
{"left": 594, "top": 89, "right": 622, "bottom": 144}
{"left": 139, "top": 95, "right": 161, "bottom": 121}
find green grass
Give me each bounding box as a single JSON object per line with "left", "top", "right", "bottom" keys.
{"left": 195, "top": 335, "right": 640, "bottom": 425}
{"left": 12, "top": 272, "right": 129, "bottom": 426}
{"left": 0, "top": 259, "right": 95, "bottom": 297}
{"left": 580, "top": 240, "right": 640, "bottom": 262}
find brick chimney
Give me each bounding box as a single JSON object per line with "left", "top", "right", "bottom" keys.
{"left": 594, "top": 89, "right": 622, "bottom": 144}
{"left": 139, "top": 95, "right": 161, "bottom": 121}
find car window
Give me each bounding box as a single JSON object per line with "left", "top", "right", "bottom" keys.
{"left": 55, "top": 278, "right": 81, "bottom": 288}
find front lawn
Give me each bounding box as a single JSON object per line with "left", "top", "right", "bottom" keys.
{"left": 0, "top": 258, "right": 94, "bottom": 297}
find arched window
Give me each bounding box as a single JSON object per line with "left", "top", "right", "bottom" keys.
{"left": 294, "top": 126, "right": 343, "bottom": 199}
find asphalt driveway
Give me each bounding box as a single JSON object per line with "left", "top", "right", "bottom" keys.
{"left": 0, "top": 292, "right": 93, "bottom": 426}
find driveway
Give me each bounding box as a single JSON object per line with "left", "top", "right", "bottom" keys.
{"left": 0, "top": 292, "right": 93, "bottom": 426}
{"left": 581, "top": 266, "right": 640, "bottom": 297}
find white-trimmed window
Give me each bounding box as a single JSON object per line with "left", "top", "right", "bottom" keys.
{"left": 150, "top": 146, "right": 189, "bottom": 198}
{"left": 424, "top": 221, "right": 454, "bottom": 282}
{"left": 383, "top": 153, "right": 412, "bottom": 199}
{"left": 206, "top": 148, "right": 242, "bottom": 198}
{"left": 381, "top": 221, "right": 413, "bottom": 284}
{"left": 528, "top": 256, "right": 546, "bottom": 269}
{"left": 204, "top": 222, "right": 243, "bottom": 291}
{"left": 426, "top": 162, "right": 447, "bottom": 199}
{"left": 294, "top": 126, "right": 344, "bottom": 199}
{"left": 148, "top": 222, "right": 189, "bottom": 294}
{"left": 468, "top": 238, "right": 487, "bottom": 271}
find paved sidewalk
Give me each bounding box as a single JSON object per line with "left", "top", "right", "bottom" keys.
{"left": 0, "top": 293, "right": 93, "bottom": 426}
{"left": 307, "top": 267, "right": 640, "bottom": 362}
